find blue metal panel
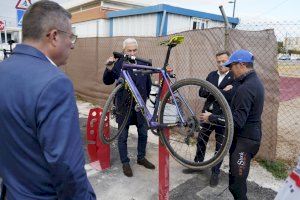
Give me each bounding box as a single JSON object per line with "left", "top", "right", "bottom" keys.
{"left": 162, "top": 12, "right": 168, "bottom": 36}
{"left": 156, "top": 11, "right": 168, "bottom": 36}
{"left": 108, "top": 4, "right": 239, "bottom": 25}
{"left": 156, "top": 12, "right": 162, "bottom": 37}
{"left": 108, "top": 4, "right": 164, "bottom": 18}
{"left": 109, "top": 18, "right": 113, "bottom": 37}
{"left": 161, "top": 4, "right": 239, "bottom": 24}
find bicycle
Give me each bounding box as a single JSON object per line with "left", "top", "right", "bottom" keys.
{"left": 99, "top": 35, "right": 234, "bottom": 169}
{"left": 1, "top": 40, "right": 15, "bottom": 60}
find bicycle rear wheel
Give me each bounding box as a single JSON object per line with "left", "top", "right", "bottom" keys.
{"left": 158, "top": 78, "right": 233, "bottom": 169}
{"left": 99, "top": 83, "right": 133, "bottom": 144}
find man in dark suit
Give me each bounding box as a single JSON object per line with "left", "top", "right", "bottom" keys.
{"left": 0, "top": 1, "right": 96, "bottom": 199}
{"left": 103, "top": 38, "right": 155, "bottom": 177}
{"left": 195, "top": 51, "right": 236, "bottom": 186}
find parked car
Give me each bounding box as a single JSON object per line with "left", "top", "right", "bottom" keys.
{"left": 278, "top": 55, "right": 291, "bottom": 60}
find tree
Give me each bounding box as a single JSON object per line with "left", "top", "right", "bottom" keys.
{"left": 277, "top": 41, "right": 285, "bottom": 54}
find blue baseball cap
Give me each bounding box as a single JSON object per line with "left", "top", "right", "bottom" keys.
{"left": 223, "top": 49, "right": 254, "bottom": 67}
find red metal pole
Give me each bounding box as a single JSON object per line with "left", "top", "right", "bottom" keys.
{"left": 159, "top": 74, "right": 170, "bottom": 200}
{"left": 86, "top": 108, "right": 110, "bottom": 170}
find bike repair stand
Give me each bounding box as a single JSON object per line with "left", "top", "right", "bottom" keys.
{"left": 159, "top": 73, "right": 170, "bottom": 200}
{"left": 86, "top": 78, "right": 170, "bottom": 198}
{"left": 86, "top": 108, "right": 110, "bottom": 170}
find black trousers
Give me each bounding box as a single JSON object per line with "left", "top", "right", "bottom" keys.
{"left": 195, "top": 123, "right": 224, "bottom": 174}
{"left": 0, "top": 182, "right": 6, "bottom": 200}
{"left": 229, "top": 137, "right": 260, "bottom": 200}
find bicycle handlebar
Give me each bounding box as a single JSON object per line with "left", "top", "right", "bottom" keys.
{"left": 113, "top": 51, "right": 152, "bottom": 66}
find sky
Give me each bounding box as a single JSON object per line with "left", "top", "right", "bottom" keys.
{"left": 149, "top": 0, "right": 299, "bottom": 22}
{"left": 52, "top": 0, "right": 299, "bottom": 22}
{"left": 1, "top": 0, "right": 298, "bottom": 25}
{"left": 0, "top": 0, "right": 298, "bottom": 41}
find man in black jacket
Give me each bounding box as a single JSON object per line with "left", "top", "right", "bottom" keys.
{"left": 200, "top": 49, "right": 264, "bottom": 200}
{"left": 103, "top": 38, "right": 155, "bottom": 177}
{"left": 195, "top": 51, "right": 236, "bottom": 187}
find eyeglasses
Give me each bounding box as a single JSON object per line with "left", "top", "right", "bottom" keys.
{"left": 57, "top": 29, "right": 78, "bottom": 44}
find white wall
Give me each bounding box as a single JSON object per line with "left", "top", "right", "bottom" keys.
{"left": 72, "top": 19, "right": 110, "bottom": 38}
{"left": 112, "top": 14, "right": 157, "bottom": 36}
{"left": 167, "top": 13, "right": 190, "bottom": 35}
{"left": 207, "top": 20, "right": 225, "bottom": 28}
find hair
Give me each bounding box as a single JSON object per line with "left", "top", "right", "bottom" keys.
{"left": 22, "top": 0, "right": 71, "bottom": 41}
{"left": 216, "top": 50, "right": 230, "bottom": 57}
{"left": 123, "top": 38, "right": 138, "bottom": 50}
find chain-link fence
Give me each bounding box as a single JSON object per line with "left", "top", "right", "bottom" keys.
{"left": 63, "top": 21, "right": 300, "bottom": 163}
{"left": 235, "top": 21, "right": 300, "bottom": 164}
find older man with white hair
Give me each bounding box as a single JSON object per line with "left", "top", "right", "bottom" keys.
{"left": 103, "top": 38, "right": 155, "bottom": 177}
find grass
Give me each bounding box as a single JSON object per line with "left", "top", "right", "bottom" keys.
{"left": 257, "top": 159, "right": 289, "bottom": 180}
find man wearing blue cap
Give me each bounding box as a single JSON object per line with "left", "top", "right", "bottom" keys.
{"left": 200, "top": 49, "right": 265, "bottom": 200}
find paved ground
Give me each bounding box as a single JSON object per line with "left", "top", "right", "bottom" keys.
{"left": 0, "top": 117, "right": 280, "bottom": 200}
{"left": 79, "top": 118, "right": 278, "bottom": 200}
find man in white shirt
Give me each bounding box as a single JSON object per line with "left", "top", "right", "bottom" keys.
{"left": 194, "top": 51, "right": 236, "bottom": 186}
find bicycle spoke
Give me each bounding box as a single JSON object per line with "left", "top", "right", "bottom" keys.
{"left": 159, "top": 79, "right": 233, "bottom": 169}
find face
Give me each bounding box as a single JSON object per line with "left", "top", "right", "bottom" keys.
{"left": 230, "top": 63, "right": 244, "bottom": 78}
{"left": 48, "top": 19, "right": 76, "bottom": 66}
{"left": 123, "top": 43, "right": 138, "bottom": 57}
{"left": 216, "top": 54, "right": 229, "bottom": 74}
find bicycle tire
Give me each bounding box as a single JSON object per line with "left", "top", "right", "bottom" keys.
{"left": 99, "top": 83, "right": 133, "bottom": 144}
{"left": 158, "top": 78, "right": 234, "bottom": 169}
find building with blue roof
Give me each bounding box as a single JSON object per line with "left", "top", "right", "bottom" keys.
{"left": 107, "top": 4, "right": 239, "bottom": 37}
{"left": 67, "top": 1, "right": 239, "bottom": 38}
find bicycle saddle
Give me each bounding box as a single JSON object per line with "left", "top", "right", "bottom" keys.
{"left": 160, "top": 35, "right": 184, "bottom": 46}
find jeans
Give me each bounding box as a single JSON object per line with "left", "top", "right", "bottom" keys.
{"left": 118, "top": 122, "right": 148, "bottom": 164}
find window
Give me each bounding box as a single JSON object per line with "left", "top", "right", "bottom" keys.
{"left": 191, "top": 17, "right": 209, "bottom": 30}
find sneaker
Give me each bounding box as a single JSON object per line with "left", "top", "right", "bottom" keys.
{"left": 137, "top": 158, "right": 155, "bottom": 169}
{"left": 122, "top": 163, "right": 133, "bottom": 177}
{"left": 210, "top": 173, "right": 219, "bottom": 187}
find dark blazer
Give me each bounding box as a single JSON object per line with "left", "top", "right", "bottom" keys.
{"left": 199, "top": 70, "right": 237, "bottom": 114}
{"left": 103, "top": 58, "right": 152, "bottom": 126}
{"left": 0, "top": 44, "right": 96, "bottom": 200}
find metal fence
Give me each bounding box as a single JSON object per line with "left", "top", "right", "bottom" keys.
{"left": 63, "top": 21, "right": 300, "bottom": 163}
{"left": 235, "top": 21, "right": 300, "bottom": 164}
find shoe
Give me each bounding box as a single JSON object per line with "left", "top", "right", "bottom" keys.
{"left": 182, "top": 168, "right": 202, "bottom": 174}
{"left": 210, "top": 173, "right": 219, "bottom": 187}
{"left": 137, "top": 158, "right": 155, "bottom": 169}
{"left": 122, "top": 163, "right": 133, "bottom": 177}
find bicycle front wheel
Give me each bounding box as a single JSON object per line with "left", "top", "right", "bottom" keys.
{"left": 99, "top": 83, "right": 133, "bottom": 144}
{"left": 158, "top": 78, "right": 234, "bottom": 169}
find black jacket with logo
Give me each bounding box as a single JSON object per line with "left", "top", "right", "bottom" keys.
{"left": 209, "top": 71, "right": 265, "bottom": 141}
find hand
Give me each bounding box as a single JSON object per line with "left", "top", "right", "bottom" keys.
{"left": 223, "top": 85, "right": 233, "bottom": 91}
{"left": 200, "top": 111, "right": 212, "bottom": 123}
{"left": 105, "top": 56, "right": 116, "bottom": 69}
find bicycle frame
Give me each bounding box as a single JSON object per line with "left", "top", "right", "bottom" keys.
{"left": 121, "top": 63, "right": 187, "bottom": 130}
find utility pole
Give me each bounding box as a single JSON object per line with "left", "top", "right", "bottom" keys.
{"left": 229, "top": 0, "right": 236, "bottom": 18}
